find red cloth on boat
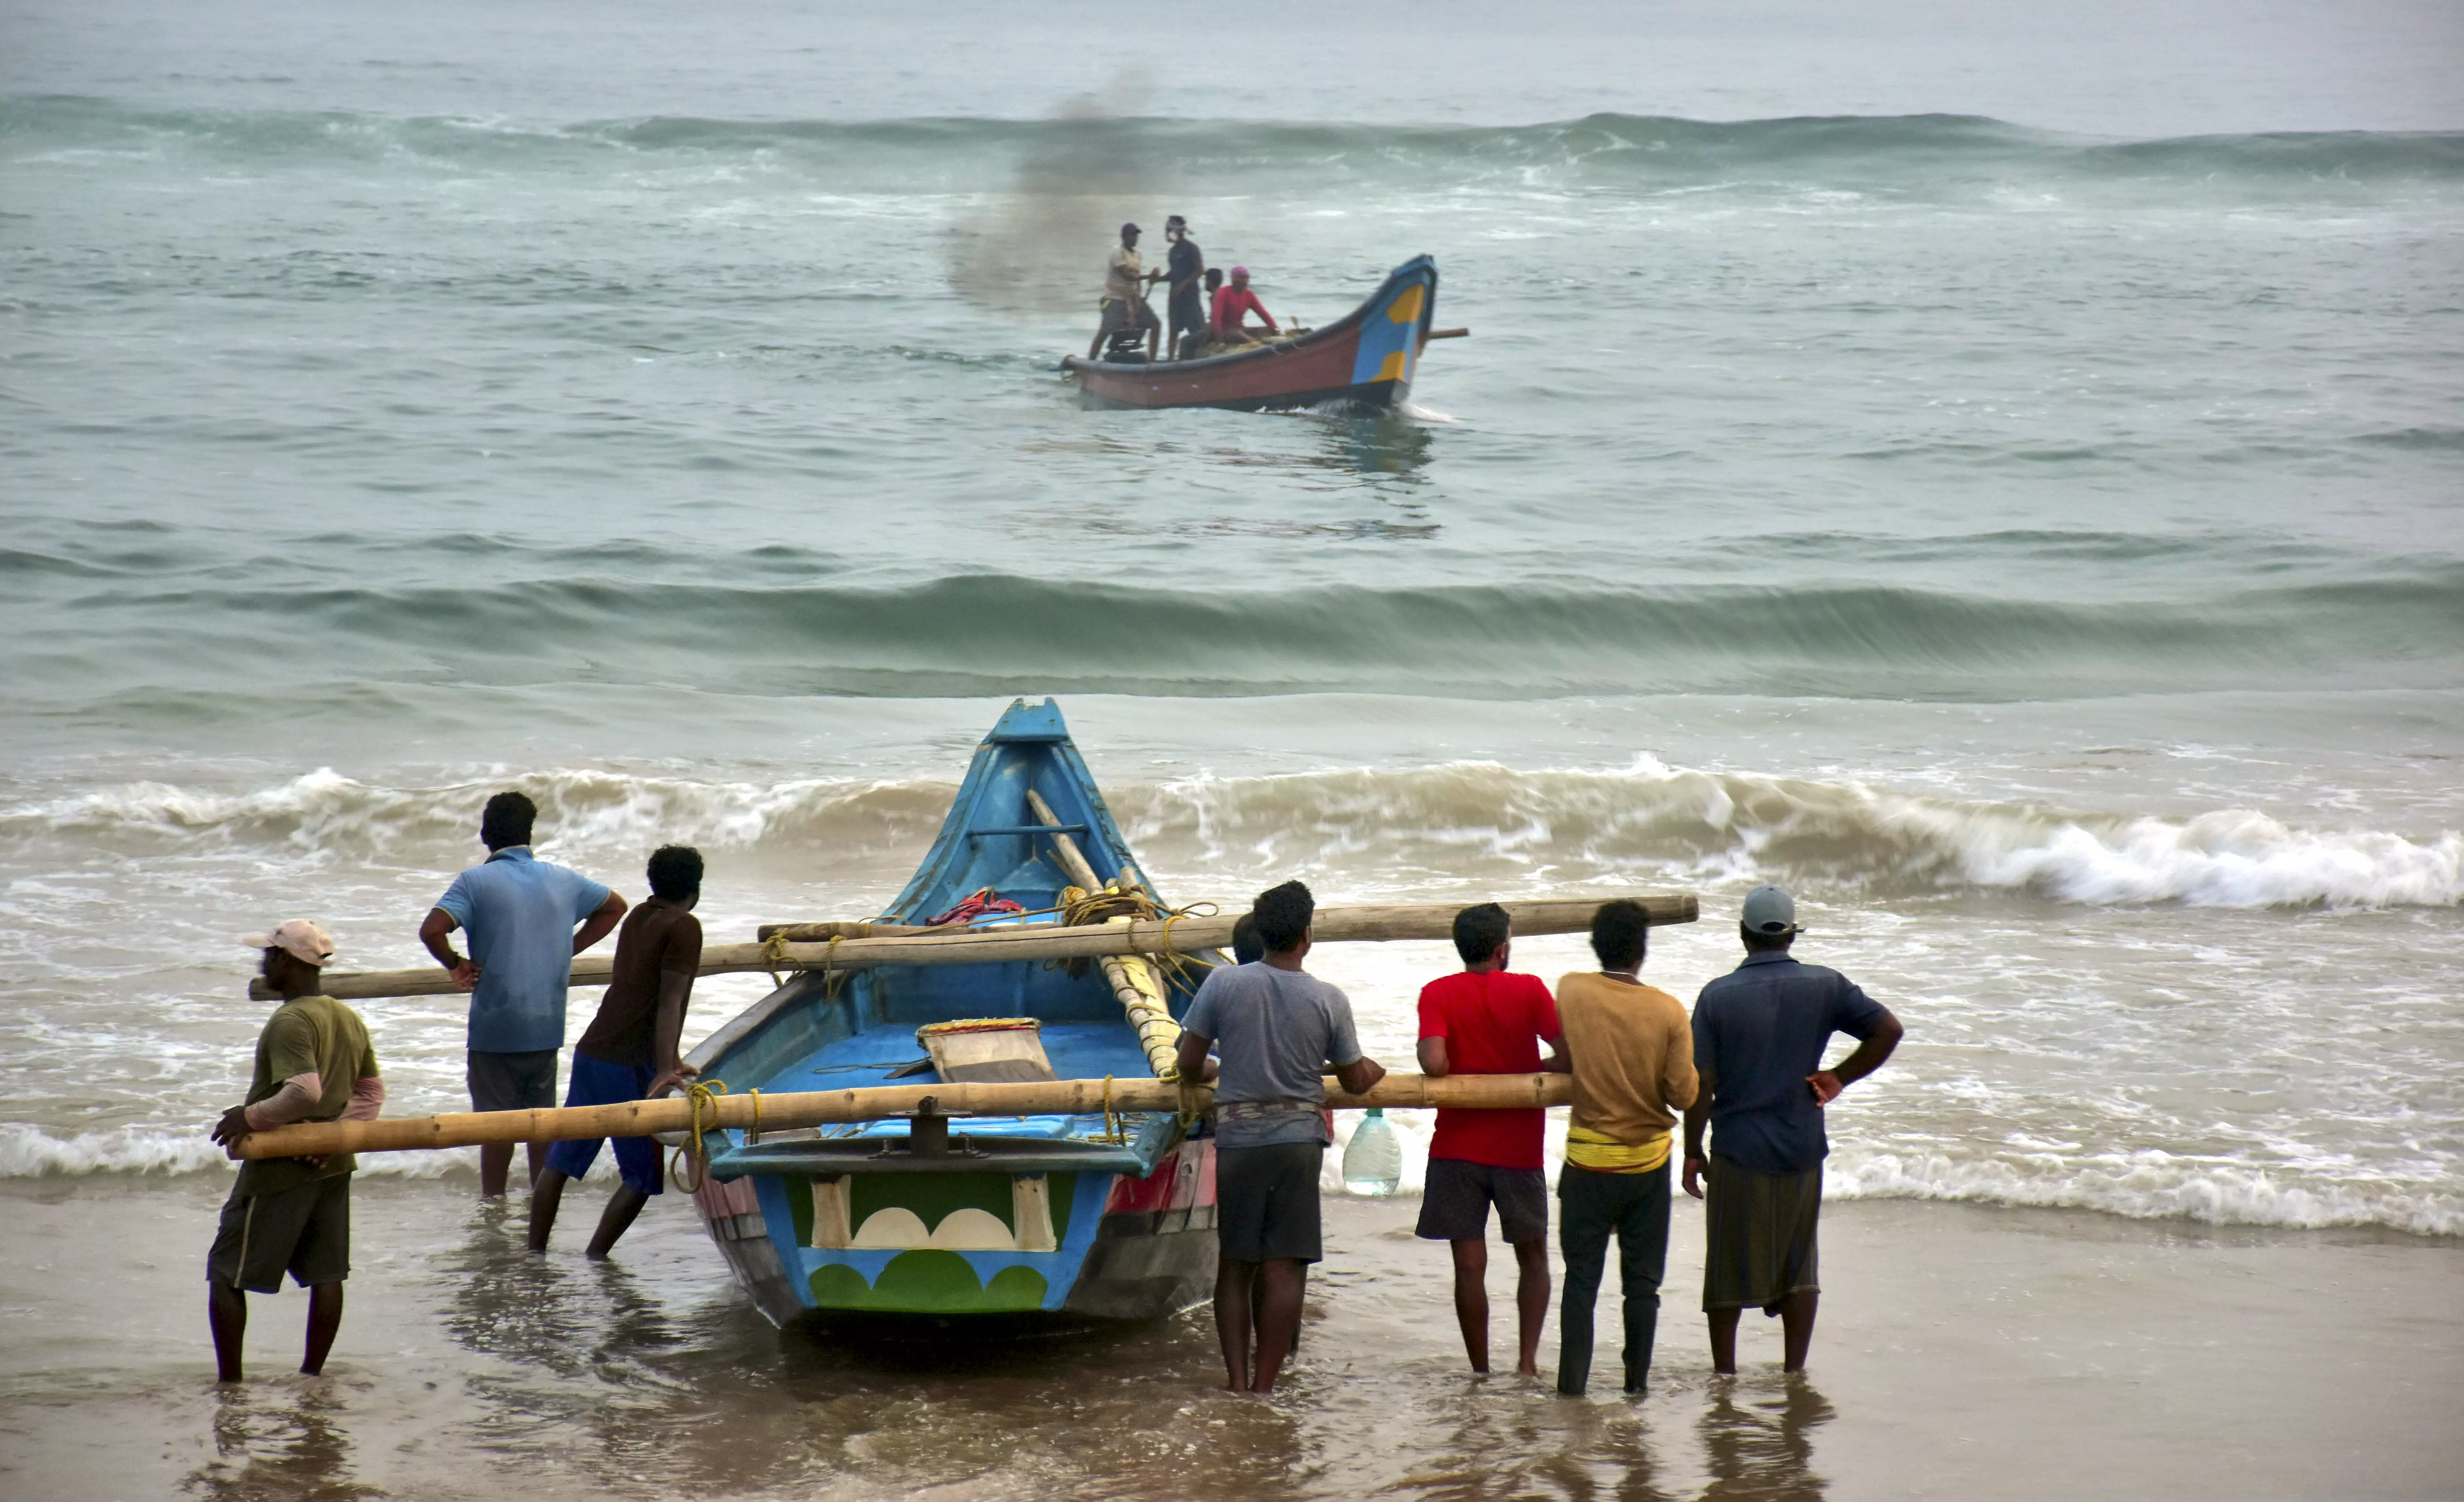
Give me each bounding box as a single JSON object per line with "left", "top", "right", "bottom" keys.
{"left": 1210, "top": 285, "right": 1276, "bottom": 338}
{"left": 926, "top": 888, "right": 1025, "bottom": 927}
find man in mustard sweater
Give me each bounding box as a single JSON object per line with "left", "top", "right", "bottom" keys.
{"left": 1549, "top": 899, "right": 1698, "bottom": 1396}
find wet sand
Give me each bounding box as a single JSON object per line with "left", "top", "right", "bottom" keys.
{"left": 2, "top": 1174, "right": 2456, "bottom": 1501}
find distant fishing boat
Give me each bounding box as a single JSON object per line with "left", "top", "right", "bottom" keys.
{"left": 1062, "top": 255, "right": 1460, "bottom": 412}
{"left": 682, "top": 699, "right": 1221, "bottom": 1327}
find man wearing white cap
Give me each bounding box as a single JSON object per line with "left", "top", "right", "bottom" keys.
{"left": 206, "top": 921, "right": 384, "bottom": 1383}
{"left": 1681, "top": 884, "right": 1902, "bottom": 1376}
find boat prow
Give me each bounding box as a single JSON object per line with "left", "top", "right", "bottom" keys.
{"left": 1063, "top": 255, "right": 1441, "bottom": 412}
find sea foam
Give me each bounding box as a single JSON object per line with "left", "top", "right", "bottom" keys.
{"left": 11, "top": 761, "right": 2458, "bottom": 910}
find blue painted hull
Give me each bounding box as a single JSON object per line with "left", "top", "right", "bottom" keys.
{"left": 685, "top": 699, "right": 1220, "bottom": 1327}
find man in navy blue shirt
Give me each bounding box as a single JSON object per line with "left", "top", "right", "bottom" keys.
{"left": 419, "top": 791, "right": 626, "bottom": 1197}
{"left": 1682, "top": 884, "right": 1902, "bottom": 1374}
{"left": 1161, "top": 214, "right": 1206, "bottom": 359}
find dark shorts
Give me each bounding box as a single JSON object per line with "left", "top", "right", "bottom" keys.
{"left": 1216, "top": 1142, "right": 1324, "bottom": 1263}
{"left": 1416, "top": 1156, "right": 1550, "bottom": 1244}
{"left": 1099, "top": 296, "right": 1160, "bottom": 335}
{"left": 544, "top": 1052, "right": 664, "bottom": 1196}
{"left": 1702, "top": 1157, "right": 1822, "bottom": 1311}
{"left": 1168, "top": 282, "right": 1204, "bottom": 335}
{"left": 207, "top": 1174, "right": 352, "bottom": 1292}
{"left": 468, "top": 1047, "right": 558, "bottom": 1114}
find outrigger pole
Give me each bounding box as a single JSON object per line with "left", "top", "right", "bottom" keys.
{"left": 253, "top": 893, "right": 1699, "bottom": 1002}
{"left": 227, "top": 1072, "right": 1573, "bottom": 1161}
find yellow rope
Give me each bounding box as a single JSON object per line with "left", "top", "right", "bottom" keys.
{"left": 747, "top": 1087, "right": 762, "bottom": 1146}
{"left": 763, "top": 931, "right": 854, "bottom": 996}
{"left": 820, "top": 932, "right": 848, "bottom": 1002}
{"left": 671, "top": 1078, "right": 729, "bottom": 1193}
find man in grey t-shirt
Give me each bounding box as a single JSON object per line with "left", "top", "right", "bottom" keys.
{"left": 1177, "top": 880, "right": 1386, "bottom": 1394}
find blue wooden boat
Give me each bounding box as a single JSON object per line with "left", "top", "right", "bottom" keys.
{"left": 681, "top": 699, "right": 1221, "bottom": 1327}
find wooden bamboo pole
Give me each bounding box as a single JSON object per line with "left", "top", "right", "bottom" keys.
{"left": 753, "top": 919, "right": 937, "bottom": 943}
{"left": 228, "top": 1071, "right": 1572, "bottom": 1160}
{"left": 255, "top": 893, "right": 1698, "bottom": 1001}
{"left": 1020, "top": 788, "right": 1184, "bottom": 1081}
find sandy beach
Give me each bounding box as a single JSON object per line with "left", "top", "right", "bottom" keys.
{"left": 5, "top": 1174, "right": 2456, "bottom": 1501}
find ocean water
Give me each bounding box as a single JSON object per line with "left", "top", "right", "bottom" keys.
{"left": 4, "top": 0, "right": 2463, "bottom": 1257}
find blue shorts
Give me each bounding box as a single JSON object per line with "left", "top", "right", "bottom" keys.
{"left": 545, "top": 1053, "right": 664, "bottom": 1196}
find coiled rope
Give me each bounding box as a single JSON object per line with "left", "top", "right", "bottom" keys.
{"left": 669, "top": 1078, "right": 759, "bottom": 1192}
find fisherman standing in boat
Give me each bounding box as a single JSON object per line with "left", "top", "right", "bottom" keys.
{"left": 1161, "top": 214, "right": 1205, "bottom": 359}
{"left": 1175, "top": 881, "right": 1387, "bottom": 1394}
{"left": 418, "top": 791, "right": 627, "bottom": 1198}
{"left": 1085, "top": 221, "right": 1163, "bottom": 363}
{"left": 207, "top": 921, "right": 384, "bottom": 1383}
{"left": 528, "top": 844, "right": 704, "bottom": 1258}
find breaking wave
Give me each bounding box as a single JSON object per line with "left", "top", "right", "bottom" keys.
{"left": 1826, "top": 1148, "right": 2464, "bottom": 1238}
{"left": 0, "top": 1123, "right": 552, "bottom": 1182}
{"left": 9, "top": 759, "right": 2457, "bottom": 910}
{"left": 11, "top": 1120, "right": 2457, "bottom": 1235}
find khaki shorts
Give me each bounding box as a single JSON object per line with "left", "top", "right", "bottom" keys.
{"left": 207, "top": 1174, "right": 353, "bottom": 1292}
{"left": 1098, "top": 297, "right": 1159, "bottom": 335}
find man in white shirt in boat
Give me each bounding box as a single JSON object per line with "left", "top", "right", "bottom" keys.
{"left": 1176, "top": 880, "right": 1388, "bottom": 1394}
{"left": 1086, "top": 221, "right": 1163, "bottom": 363}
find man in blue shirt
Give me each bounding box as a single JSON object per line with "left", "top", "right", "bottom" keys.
{"left": 418, "top": 790, "right": 626, "bottom": 1197}
{"left": 1681, "top": 884, "right": 1902, "bottom": 1374}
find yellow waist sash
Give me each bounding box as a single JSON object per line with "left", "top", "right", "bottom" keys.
{"left": 1564, "top": 1124, "right": 1672, "bottom": 1175}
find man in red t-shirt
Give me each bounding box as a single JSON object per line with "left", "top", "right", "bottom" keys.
{"left": 1209, "top": 266, "right": 1280, "bottom": 347}
{"left": 1416, "top": 902, "right": 1565, "bottom": 1376}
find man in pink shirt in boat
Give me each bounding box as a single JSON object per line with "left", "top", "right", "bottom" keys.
{"left": 1210, "top": 266, "right": 1280, "bottom": 347}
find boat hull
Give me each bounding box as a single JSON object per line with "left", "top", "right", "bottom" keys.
{"left": 1064, "top": 255, "right": 1438, "bottom": 412}
{"left": 684, "top": 699, "right": 1225, "bottom": 1328}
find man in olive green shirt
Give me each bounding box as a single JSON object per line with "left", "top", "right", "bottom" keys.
{"left": 207, "top": 920, "right": 384, "bottom": 1383}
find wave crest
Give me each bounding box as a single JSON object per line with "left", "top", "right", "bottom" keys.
{"left": 1829, "top": 1148, "right": 2464, "bottom": 1237}
{"left": 12, "top": 760, "right": 2456, "bottom": 910}
{"left": 10, "top": 98, "right": 2460, "bottom": 201}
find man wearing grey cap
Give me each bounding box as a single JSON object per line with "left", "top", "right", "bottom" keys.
{"left": 1681, "top": 884, "right": 1902, "bottom": 1374}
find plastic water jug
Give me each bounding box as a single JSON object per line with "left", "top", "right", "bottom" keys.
{"left": 1341, "top": 1107, "right": 1403, "bottom": 1196}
